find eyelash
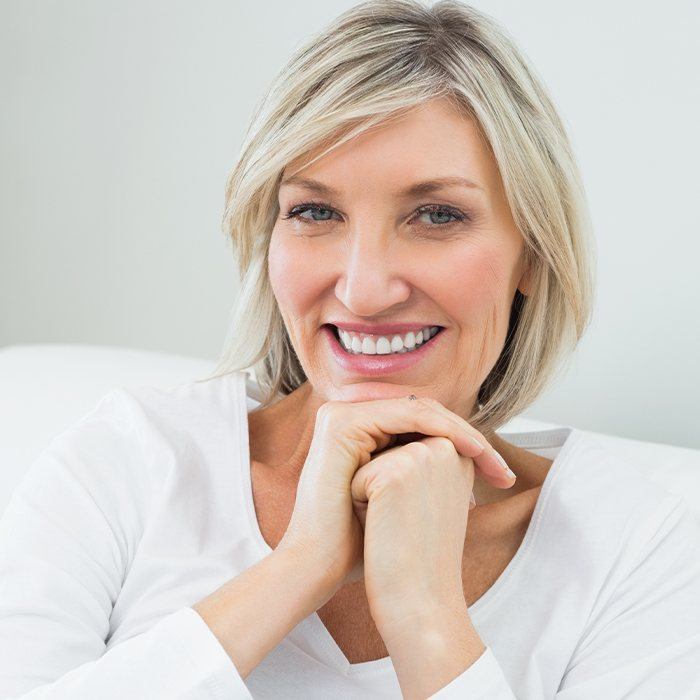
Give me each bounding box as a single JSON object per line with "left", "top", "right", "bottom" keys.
{"left": 281, "top": 200, "right": 472, "bottom": 230}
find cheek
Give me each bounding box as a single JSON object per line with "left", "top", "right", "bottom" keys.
{"left": 268, "top": 234, "right": 325, "bottom": 313}
{"left": 436, "top": 247, "right": 507, "bottom": 315}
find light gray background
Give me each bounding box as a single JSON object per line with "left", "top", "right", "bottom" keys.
{"left": 1, "top": 1, "right": 698, "bottom": 448}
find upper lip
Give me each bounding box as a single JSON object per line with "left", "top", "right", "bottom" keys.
{"left": 326, "top": 321, "right": 443, "bottom": 335}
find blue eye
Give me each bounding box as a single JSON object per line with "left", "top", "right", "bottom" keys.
{"left": 414, "top": 204, "right": 468, "bottom": 226}
{"left": 282, "top": 200, "right": 471, "bottom": 228}
{"left": 283, "top": 202, "right": 338, "bottom": 223}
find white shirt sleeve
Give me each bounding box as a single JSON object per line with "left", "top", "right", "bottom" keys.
{"left": 0, "top": 390, "right": 253, "bottom": 699}
{"left": 427, "top": 646, "right": 516, "bottom": 698}
{"left": 429, "top": 494, "right": 700, "bottom": 699}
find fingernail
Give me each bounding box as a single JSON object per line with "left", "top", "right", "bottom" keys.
{"left": 469, "top": 491, "right": 477, "bottom": 510}
{"left": 494, "top": 450, "right": 516, "bottom": 480}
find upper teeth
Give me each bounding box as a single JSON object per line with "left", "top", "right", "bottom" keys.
{"left": 337, "top": 325, "right": 440, "bottom": 355}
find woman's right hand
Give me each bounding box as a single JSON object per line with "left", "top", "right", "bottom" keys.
{"left": 276, "top": 395, "right": 516, "bottom": 594}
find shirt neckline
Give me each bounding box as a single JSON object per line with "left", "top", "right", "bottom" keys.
{"left": 235, "top": 371, "right": 583, "bottom": 676}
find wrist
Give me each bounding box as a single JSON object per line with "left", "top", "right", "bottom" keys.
{"left": 371, "top": 586, "right": 467, "bottom": 636}
{"left": 377, "top": 595, "right": 483, "bottom": 659}
{"left": 375, "top": 596, "right": 487, "bottom": 698}
{"left": 271, "top": 541, "right": 341, "bottom": 610}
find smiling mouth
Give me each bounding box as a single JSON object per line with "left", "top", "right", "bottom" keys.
{"left": 327, "top": 323, "right": 445, "bottom": 355}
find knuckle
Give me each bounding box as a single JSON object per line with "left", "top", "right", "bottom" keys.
{"left": 434, "top": 435, "right": 456, "bottom": 454}
{"left": 466, "top": 426, "right": 487, "bottom": 448}
{"left": 404, "top": 440, "right": 431, "bottom": 459}
{"left": 421, "top": 435, "right": 455, "bottom": 459}
{"left": 390, "top": 453, "right": 419, "bottom": 479}
{"left": 416, "top": 396, "right": 439, "bottom": 409}
{"left": 315, "top": 400, "right": 344, "bottom": 426}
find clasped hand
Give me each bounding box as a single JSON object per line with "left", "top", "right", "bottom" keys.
{"left": 278, "top": 394, "right": 516, "bottom": 635}
{"left": 350, "top": 432, "right": 476, "bottom": 630}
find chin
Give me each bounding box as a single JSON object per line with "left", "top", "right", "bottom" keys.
{"left": 333, "top": 382, "right": 423, "bottom": 403}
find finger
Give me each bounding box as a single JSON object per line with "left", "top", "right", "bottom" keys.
{"left": 359, "top": 396, "right": 514, "bottom": 487}
{"left": 352, "top": 437, "right": 474, "bottom": 507}
{"left": 409, "top": 397, "right": 516, "bottom": 487}
{"left": 321, "top": 398, "right": 484, "bottom": 465}
{"left": 317, "top": 398, "right": 514, "bottom": 488}
{"left": 376, "top": 426, "right": 512, "bottom": 487}
{"left": 350, "top": 443, "right": 408, "bottom": 505}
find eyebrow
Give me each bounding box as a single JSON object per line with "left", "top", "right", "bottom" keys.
{"left": 279, "top": 174, "right": 485, "bottom": 196}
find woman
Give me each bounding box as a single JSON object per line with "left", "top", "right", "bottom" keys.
{"left": 1, "top": 1, "right": 699, "bottom": 698}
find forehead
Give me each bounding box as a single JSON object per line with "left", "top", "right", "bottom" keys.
{"left": 280, "top": 97, "right": 496, "bottom": 196}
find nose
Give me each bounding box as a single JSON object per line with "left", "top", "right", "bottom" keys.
{"left": 334, "top": 227, "right": 413, "bottom": 316}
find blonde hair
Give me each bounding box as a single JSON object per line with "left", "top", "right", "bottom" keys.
{"left": 200, "top": 0, "right": 596, "bottom": 436}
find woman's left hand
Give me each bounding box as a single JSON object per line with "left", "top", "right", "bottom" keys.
{"left": 350, "top": 434, "right": 476, "bottom": 631}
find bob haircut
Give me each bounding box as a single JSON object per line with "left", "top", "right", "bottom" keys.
{"left": 200, "top": 0, "right": 596, "bottom": 436}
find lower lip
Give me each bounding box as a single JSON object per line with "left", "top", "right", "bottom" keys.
{"left": 322, "top": 325, "right": 446, "bottom": 376}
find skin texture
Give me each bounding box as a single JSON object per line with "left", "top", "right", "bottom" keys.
{"left": 247, "top": 96, "right": 555, "bottom": 679}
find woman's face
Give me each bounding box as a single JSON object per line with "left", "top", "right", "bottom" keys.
{"left": 269, "top": 96, "right": 531, "bottom": 419}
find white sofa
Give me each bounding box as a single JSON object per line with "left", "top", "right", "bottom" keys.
{"left": 1, "top": 344, "right": 699, "bottom": 522}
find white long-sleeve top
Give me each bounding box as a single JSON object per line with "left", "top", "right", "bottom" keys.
{"left": 1, "top": 370, "right": 699, "bottom": 699}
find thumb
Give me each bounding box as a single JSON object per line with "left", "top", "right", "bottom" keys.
{"left": 350, "top": 449, "right": 391, "bottom": 530}
{"left": 350, "top": 444, "right": 399, "bottom": 504}
{"left": 350, "top": 464, "right": 370, "bottom": 530}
